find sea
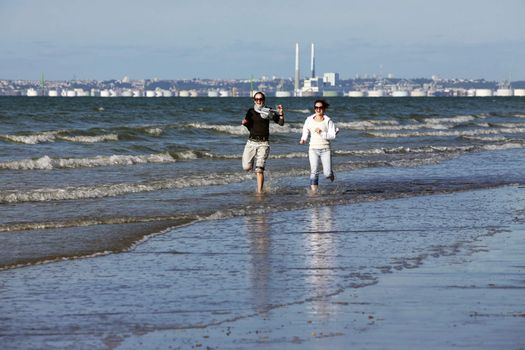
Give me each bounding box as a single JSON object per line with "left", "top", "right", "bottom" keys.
{"left": 1, "top": 96, "right": 525, "bottom": 270}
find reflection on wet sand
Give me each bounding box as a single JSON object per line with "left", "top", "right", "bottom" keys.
{"left": 304, "top": 206, "right": 337, "bottom": 318}
{"left": 244, "top": 213, "right": 271, "bottom": 316}
{"left": 243, "top": 204, "right": 341, "bottom": 319}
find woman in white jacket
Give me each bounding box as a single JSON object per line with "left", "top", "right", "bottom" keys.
{"left": 299, "top": 99, "right": 338, "bottom": 191}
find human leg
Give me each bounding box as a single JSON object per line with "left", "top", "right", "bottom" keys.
{"left": 242, "top": 141, "right": 256, "bottom": 171}
{"left": 256, "top": 171, "right": 264, "bottom": 193}
{"left": 309, "top": 148, "right": 321, "bottom": 191}
{"left": 254, "top": 142, "right": 269, "bottom": 193}
{"left": 320, "top": 148, "right": 334, "bottom": 181}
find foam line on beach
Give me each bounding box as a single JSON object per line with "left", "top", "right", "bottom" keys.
{"left": 0, "top": 153, "right": 176, "bottom": 170}
{"left": 1, "top": 114, "right": 512, "bottom": 145}
{"left": 0, "top": 178, "right": 509, "bottom": 234}
{"left": 0, "top": 217, "right": 197, "bottom": 271}
{"left": 337, "top": 116, "right": 478, "bottom": 131}
{"left": 0, "top": 123, "right": 176, "bottom": 145}
{"left": 0, "top": 131, "right": 61, "bottom": 144}
{"left": 0, "top": 132, "right": 119, "bottom": 144}
{"left": 338, "top": 122, "right": 452, "bottom": 131}
{"left": 0, "top": 172, "right": 255, "bottom": 204}
{"left": 0, "top": 148, "right": 515, "bottom": 204}
{"left": 184, "top": 122, "right": 303, "bottom": 135}
{"left": 3, "top": 139, "right": 522, "bottom": 172}
{"left": 0, "top": 250, "right": 115, "bottom": 271}
{"left": 0, "top": 181, "right": 509, "bottom": 271}
{"left": 367, "top": 127, "right": 525, "bottom": 138}
{"left": 0, "top": 214, "right": 195, "bottom": 233}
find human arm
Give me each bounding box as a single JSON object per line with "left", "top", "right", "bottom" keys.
{"left": 299, "top": 118, "right": 310, "bottom": 144}
{"left": 242, "top": 110, "right": 253, "bottom": 130}
{"left": 320, "top": 118, "right": 337, "bottom": 140}
{"left": 272, "top": 104, "right": 285, "bottom": 126}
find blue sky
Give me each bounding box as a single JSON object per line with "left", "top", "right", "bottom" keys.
{"left": 1, "top": 0, "right": 524, "bottom": 81}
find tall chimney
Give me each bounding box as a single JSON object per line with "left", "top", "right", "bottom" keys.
{"left": 294, "top": 43, "right": 300, "bottom": 97}
{"left": 311, "top": 43, "right": 315, "bottom": 78}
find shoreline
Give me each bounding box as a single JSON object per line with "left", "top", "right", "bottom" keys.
{"left": 1, "top": 185, "right": 524, "bottom": 349}
{"left": 0, "top": 178, "right": 510, "bottom": 271}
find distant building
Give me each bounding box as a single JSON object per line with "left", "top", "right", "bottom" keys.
{"left": 323, "top": 73, "right": 339, "bottom": 87}
{"left": 302, "top": 77, "right": 323, "bottom": 96}
{"left": 26, "top": 88, "right": 38, "bottom": 96}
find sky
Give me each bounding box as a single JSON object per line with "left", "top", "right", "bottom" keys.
{"left": 1, "top": 0, "right": 524, "bottom": 81}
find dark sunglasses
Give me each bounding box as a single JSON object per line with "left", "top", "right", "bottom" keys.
{"left": 254, "top": 97, "right": 265, "bottom": 102}
{"left": 314, "top": 105, "right": 324, "bottom": 109}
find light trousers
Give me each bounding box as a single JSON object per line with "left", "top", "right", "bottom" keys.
{"left": 242, "top": 140, "right": 270, "bottom": 172}
{"left": 308, "top": 147, "right": 332, "bottom": 185}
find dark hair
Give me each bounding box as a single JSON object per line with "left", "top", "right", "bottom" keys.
{"left": 314, "top": 99, "right": 329, "bottom": 109}
{"left": 253, "top": 91, "right": 266, "bottom": 100}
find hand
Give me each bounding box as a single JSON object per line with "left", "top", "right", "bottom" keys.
{"left": 242, "top": 118, "right": 248, "bottom": 125}
{"left": 299, "top": 139, "right": 305, "bottom": 144}
{"left": 277, "top": 104, "right": 284, "bottom": 116}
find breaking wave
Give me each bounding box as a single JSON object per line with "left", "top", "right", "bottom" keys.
{"left": 0, "top": 153, "right": 176, "bottom": 170}
{"left": 367, "top": 128, "right": 525, "bottom": 138}
{"left": 0, "top": 172, "right": 256, "bottom": 204}
{"left": 0, "top": 150, "right": 239, "bottom": 171}
{"left": 0, "top": 131, "right": 119, "bottom": 144}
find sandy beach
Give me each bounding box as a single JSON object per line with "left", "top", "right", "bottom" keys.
{"left": 1, "top": 185, "right": 524, "bottom": 350}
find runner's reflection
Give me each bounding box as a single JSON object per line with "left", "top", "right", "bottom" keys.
{"left": 304, "top": 206, "right": 336, "bottom": 318}
{"left": 244, "top": 213, "right": 271, "bottom": 316}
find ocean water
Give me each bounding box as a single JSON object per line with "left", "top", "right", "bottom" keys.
{"left": 1, "top": 96, "right": 525, "bottom": 269}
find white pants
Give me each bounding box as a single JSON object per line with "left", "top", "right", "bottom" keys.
{"left": 309, "top": 147, "right": 332, "bottom": 185}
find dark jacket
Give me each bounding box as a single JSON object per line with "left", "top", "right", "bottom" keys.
{"left": 243, "top": 107, "right": 284, "bottom": 141}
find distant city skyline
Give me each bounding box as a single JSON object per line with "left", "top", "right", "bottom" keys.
{"left": 1, "top": 0, "right": 524, "bottom": 81}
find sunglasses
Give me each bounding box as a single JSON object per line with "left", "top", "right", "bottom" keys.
{"left": 254, "top": 98, "right": 265, "bottom": 102}
{"left": 314, "top": 106, "right": 324, "bottom": 110}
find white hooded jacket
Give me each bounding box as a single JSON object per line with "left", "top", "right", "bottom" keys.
{"left": 300, "top": 114, "right": 338, "bottom": 149}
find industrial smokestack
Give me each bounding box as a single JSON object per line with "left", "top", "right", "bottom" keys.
{"left": 310, "top": 43, "right": 315, "bottom": 78}
{"left": 294, "top": 43, "right": 300, "bottom": 97}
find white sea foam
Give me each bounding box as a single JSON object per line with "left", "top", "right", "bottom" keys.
{"left": 0, "top": 172, "right": 255, "bottom": 204}
{"left": 185, "top": 122, "right": 302, "bottom": 135}
{"left": 1, "top": 131, "right": 119, "bottom": 144}
{"left": 368, "top": 128, "right": 525, "bottom": 138}
{"left": 174, "top": 150, "right": 218, "bottom": 160}
{"left": 1, "top": 131, "right": 59, "bottom": 144}
{"left": 0, "top": 153, "right": 177, "bottom": 170}
{"left": 487, "top": 122, "right": 525, "bottom": 128}
{"left": 58, "top": 134, "right": 119, "bottom": 143}
{"left": 186, "top": 122, "right": 248, "bottom": 135}
{"left": 0, "top": 150, "right": 242, "bottom": 171}
{"left": 338, "top": 120, "right": 399, "bottom": 129}
{"left": 271, "top": 152, "right": 308, "bottom": 159}
{"left": 424, "top": 115, "right": 476, "bottom": 124}
{"left": 462, "top": 135, "right": 508, "bottom": 142}
{"left": 270, "top": 124, "right": 303, "bottom": 134}
{"left": 337, "top": 121, "right": 451, "bottom": 131}
{"left": 474, "top": 123, "right": 491, "bottom": 128}
{"left": 289, "top": 108, "right": 311, "bottom": 114}
{"left": 145, "top": 127, "right": 164, "bottom": 136}
{"left": 481, "top": 142, "right": 525, "bottom": 151}
{"left": 334, "top": 145, "right": 475, "bottom": 156}
{"left": 0, "top": 214, "right": 191, "bottom": 233}
{"left": 4, "top": 140, "right": 521, "bottom": 205}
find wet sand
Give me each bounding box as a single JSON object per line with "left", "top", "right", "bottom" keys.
{"left": 1, "top": 186, "right": 524, "bottom": 349}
